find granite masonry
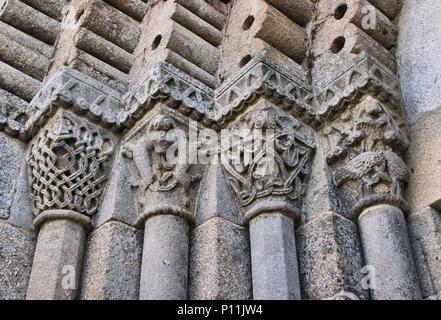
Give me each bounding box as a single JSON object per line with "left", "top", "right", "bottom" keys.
{"left": 0, "top": 0, "right": 440, "bottom": 300}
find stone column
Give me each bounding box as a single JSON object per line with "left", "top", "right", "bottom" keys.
{"left": 25, "top": 110, "right": 115, "bottom": 300}
{"left": 358, "top": 205, "right": 421, "bottom": 300}
{"left": 122, "top": 110, "right": 204, "bottom": 300}
{"left": 189, "top": 160, "right": 252, "bottom": 300}
{"left": 220, "top": 101, "right": 316, "bottom": 300}
{"left": 408, "top": 207, "right": 441, "bottom": 300}
{"left": 26, "top": 210, "right": 90, "bottom": 300}
{"left": 249, "top": 211, "right": 301, "bottom": 300}
{"left": 139, "top": 213, "right": 190, "bottom": 300}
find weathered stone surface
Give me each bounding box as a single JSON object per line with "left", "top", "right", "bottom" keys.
{"left": 94, "top": 151, "right": 139, "bottom": 228}
{"left": 26, "top": 211, "right": 89, "bottom": 300}
{"left": 297, "top": 212, "right": 368, "bottom": 300}
{"left": 0, "top": 221, "right": 36, "bottom": 300}
{"left": 0, "top": 132, "right": 24, "bottom": 219}
{"left": 194, "top": 159, "right": 241, "bottom": 226}
{"left": 80, "top": 221, "right": 143, "bottom": 300}
{"left": 408, "top": 207, "right": 441, "bottom": 299}
{"left": 249, "top": 213, "right": 301, "bottom": 300}
{"left": 140, "top": 214, "right": 190, "bottom": 300}
{"left": 398, "top": 0, "right": 441, "bottom": 125}
{"left": 189, "top": 217, "right": 252, "bottom": 300}
{"left": 358, "top": 205, "right": 421, "bottom": 300}
{"left": 406, "top": 108, "right": 441, "bottom": 212}
{"left": 0, "top": 0, "right": 438, "bottom": 301}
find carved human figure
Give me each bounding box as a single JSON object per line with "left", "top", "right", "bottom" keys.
{"left": 123, "top": 113, "right": 200, "bottom": 209}
{"left": 223, "top": 104, "right": 315, "bottom": 209}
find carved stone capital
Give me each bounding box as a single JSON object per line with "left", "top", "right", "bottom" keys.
{"left": 323, "top": 95, "right": 409, "bottom": 217}
{"left": 27, "top": 110, "right": 115, "bottom": 217}
{"left": 222, "top": 101, "right": 315, "bottom": 222}
{"left": 122, "top": 106, "right": 204, "bottom": 224}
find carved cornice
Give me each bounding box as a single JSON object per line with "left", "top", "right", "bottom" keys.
{"left": 215, "top": 58, "right": 317, "bottom": 128}
{"left": 118, "top": 63, "right": 216, "bottom": 130}
{"left": 315, "top": 53, "right": 401, "bottom": 123}
{"left": 24, "top": 67, "right": 122, "bottom": 140}
{"left": 0, "top": 53, "right": 402, "bottom": 142}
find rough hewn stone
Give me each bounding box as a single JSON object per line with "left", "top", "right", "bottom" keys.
{"left": 80, "top": 221, "right": 143, "bottom": 300}
{"left": 297, "top": 212, "right": 368, "bottom": 300}
{"left": 189, "top": 217, "right": 252, "bottom": 300}
{"left": 0, "top": 221, "right": 36, "bottom": 300}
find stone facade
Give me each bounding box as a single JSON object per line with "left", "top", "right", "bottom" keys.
{"left": 0, "top": 0, "right": 439, "bottom": 300}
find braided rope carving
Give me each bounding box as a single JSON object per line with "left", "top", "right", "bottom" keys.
{"left": 28, "top": 112, "right": 114, "bottom": 216}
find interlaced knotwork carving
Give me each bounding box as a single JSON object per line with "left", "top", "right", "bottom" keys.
{"left": 27, "top": 112, "right": 114, "bottom": 216}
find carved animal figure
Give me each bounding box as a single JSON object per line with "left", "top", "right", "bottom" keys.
{"left": 383, "top": 151, "right": 409, "bottom": 195}
{"left": 334, "top": 151, "right": 408, "bottom": 197}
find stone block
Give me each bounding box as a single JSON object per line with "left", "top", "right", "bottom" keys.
{"left": 189, "top": 217, "right": 252, "bottom": 300}
{"left": 0, "top": 132, "right": 24, "bottom": 219}
{"left": 406, "top": 108, "right": 441, "bottom": 211}
{"left": 0, "top": 221, "right": 36, "bottom": 300}
{"left": 408, "top": 207, "right": 441, "bottom": 298}
{"left": 297, "top": 212, "right": 368, "bottom": 300}
{"left": 194, "top": 160, "right": 242, "bottom": 226}
{"left": 398, "top": 0, "right": 441, "bottom": 125}
{"left": 80, "top": 221, "right": 143, "bottom": 300}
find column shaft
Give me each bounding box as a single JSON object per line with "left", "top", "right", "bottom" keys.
{"left": 358, "top": 205, "right": 421, "bottom": 300}
{"left": 26, "top": 211, "right": 88, "bottom": 300}
{"left": 249, "top": 213, "right": 301, "bottom": 300}
{"left": 139, "top": 214, "right": 189, "bottom": 300}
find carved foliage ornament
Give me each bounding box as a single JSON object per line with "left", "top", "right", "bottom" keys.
{"left": 222, "top": 103, "right": 315, "bottom": 210}
{"left": 28, "top": 111, "right": 114, "bottom": 216}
